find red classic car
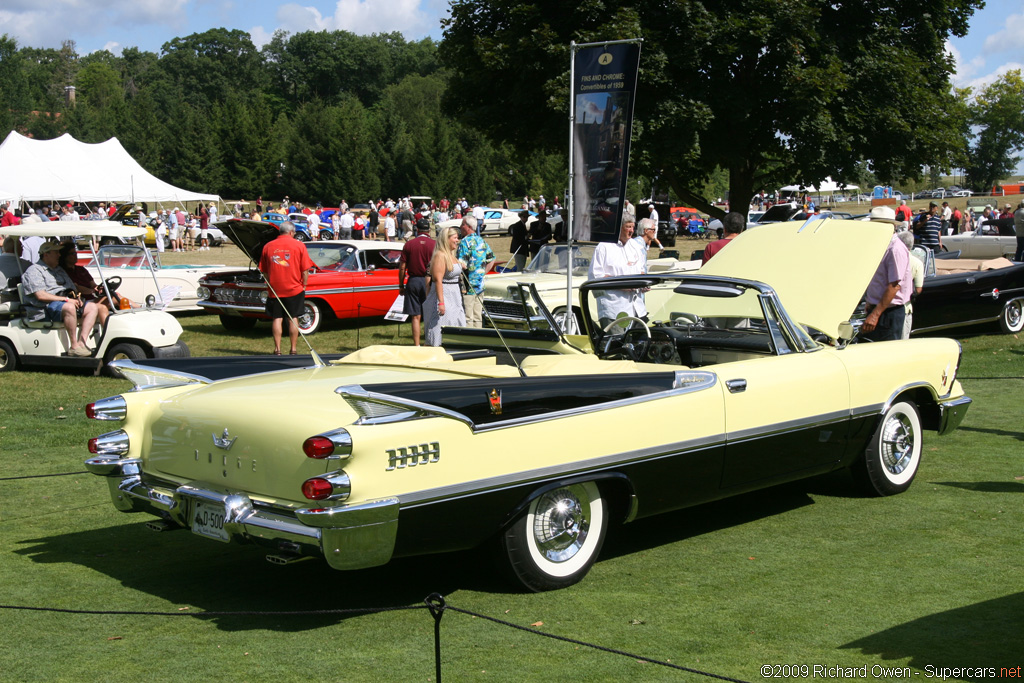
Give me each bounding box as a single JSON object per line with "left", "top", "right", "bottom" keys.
{"left": 197, "top": 220, "right": 402, "bottom": 334}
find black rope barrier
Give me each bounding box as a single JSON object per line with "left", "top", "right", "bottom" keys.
{"left": 0, "top": 470, "right": 90, "bottom": 481}
{"left": 0, "top": 596, "right": 749, "bottom": 682}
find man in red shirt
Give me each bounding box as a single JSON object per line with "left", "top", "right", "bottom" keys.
{"left": 258, "top": 222, "right": 314, "bottom": 354}
{"left": 398, "top": 221, "right": 435, "bottom": 345}
{"left": 701, "top": 212, "right": 744, "bottom": 265}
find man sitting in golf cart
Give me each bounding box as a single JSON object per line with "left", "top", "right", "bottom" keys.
{"left": 21, "top": 241, "right": 102, "bottom": 356}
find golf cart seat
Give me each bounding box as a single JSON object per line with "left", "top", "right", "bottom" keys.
{"left": 16, "top": 284, "right": 59, "bottom": 329}
{"left": 0, "top": 277, "right": 21, "bottom": 318}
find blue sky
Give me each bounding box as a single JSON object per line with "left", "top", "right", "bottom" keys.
{"left": 1, "top": 0, "right": 1020, "bottom": 91}
{"left": 0, "top": 0, "right": 1020, "bottom": 89}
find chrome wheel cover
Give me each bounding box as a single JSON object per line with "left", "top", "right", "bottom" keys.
{"left": 879, "top": 412, "right": 915, "bottom": 475}
{"left": 531, "top": 486, "right": 591, "bottom": 564}
{"left": 0, "top": 346, "right": 9, "bottom": 369}
{"left": 297, "top": 303, "right": 318, "bottom": 332}
{"left": 1006, "top": 301, "right": 1022, "bottom": 330}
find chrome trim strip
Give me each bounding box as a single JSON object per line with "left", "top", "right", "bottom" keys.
{"left": 109, "top": 360, "right": 212, "bottom": 391}
{"left": 197, "top": 301, "right": 262, "bottom": 312}
{"left": 912, "top": 316, "right": 999, "bottom": 333}
{"left": 882, "top": 382, "right": 940, "bottom": 412}
{"left": 399, "top": 434, "right": 727, "bottom": 507}
{"left": 727, "top": 410, "right": 851, "bottom": 443}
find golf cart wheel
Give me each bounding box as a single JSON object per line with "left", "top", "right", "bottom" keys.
{"left": 0, "top": 339, "right": 18, "bottom": 372}
{"left": 999, "top": 299, "right": 1023, "bottom": 334}
{"left": 853, "top": 400, "right": 922, "bottom": 496}
{"left": 496, "top": 481, "right": 607, "bottom": 592}
{"left": 104, "top": 342, "right": 146, "bottom": 378}
{"left": 219, "top": 315, "right": 258, "bottom": 331}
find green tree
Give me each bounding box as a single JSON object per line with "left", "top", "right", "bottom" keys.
{"left": 159, "top": 29, "right": 266, "bottom": 108}
{"left": 440, "top": 0, "right": 979, "bottom": 218}
{"left": 965, "top": 70, "right": 1024, "bottom": 191}
{"left": 0, "top": 34, "right": 30, "bottom": 133}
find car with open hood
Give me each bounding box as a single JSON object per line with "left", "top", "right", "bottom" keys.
{"left": 0, "top": 223, "right": 189, "bottom": 374}
{"left": 197, "top": 219, "right": 402, "bottom": 334}
{"left": 82, "top": 216, "right": 970, "bottom": 591}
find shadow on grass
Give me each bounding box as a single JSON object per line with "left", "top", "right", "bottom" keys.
{"left": 841, "top": 592, "right": 1024, "bottom": 668}
{"left": 13, "top": 520, "right": 504, "bottom": 631}
{"left": 932, "top": 481, "right": 1024, "bottom": 493}
{"left": 956, "top": 425, "right": 1024, "bottom": 441}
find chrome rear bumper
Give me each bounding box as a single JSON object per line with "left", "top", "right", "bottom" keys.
{"left": 937, "top": 395, "right": 972, "bottom": 436}
{"left": 84, "top": 456, "right": 398, "bottom": 570}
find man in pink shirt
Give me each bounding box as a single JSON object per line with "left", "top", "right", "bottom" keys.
{"left": 861, "top": 207, "right": 910, "bottom": 342}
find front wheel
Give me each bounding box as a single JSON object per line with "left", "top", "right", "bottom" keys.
{"left": 999, "top": 299, "right": 1023, "bottom": 334}
{"left": 294, "top": 231, "right": 309, "bottom": 242}
{"left": 853, "top": 400, "right": 922, "bottom": 496}
{"left": 104, "top": 342, "right": 147, "bottom": 378}
{"left": 296, "top": 300, "right": 323, "bottom": 334}
{"left": 496, "top": 481, "right": 607, "bottom": 592}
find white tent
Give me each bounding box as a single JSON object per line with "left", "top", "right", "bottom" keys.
{"left": 0, "top": 131, "right": 219, "bottom": 204}
{"left": 779, "top": 177, "right": 858, "bottom": 193}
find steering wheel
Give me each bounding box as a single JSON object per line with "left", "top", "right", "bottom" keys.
{"left": 601, "top": 316, "right": 652, "bottom": 362}
{"left": 104, "top": 276, "right": 122, "bottom": 293}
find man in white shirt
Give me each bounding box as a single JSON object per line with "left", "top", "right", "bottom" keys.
{"left": 648, "top": 204, "right": 659, "bottom": 224}
{"left": 307, "top": 210, "right": 321, "bottom": 239}
{"left": 338, "top": 210, "right": 355, "bottom": 239}
{"left": 588, "top": 215, "right": 647, "bottom": 324}
{"left": 471, "top": 204, "right": 485, "bottom": 234}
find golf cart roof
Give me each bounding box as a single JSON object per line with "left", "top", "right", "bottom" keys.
{"left": 2, "top": 221, "right": 146, "bottom": 239}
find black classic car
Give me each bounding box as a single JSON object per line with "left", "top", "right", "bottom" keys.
{"left": 910, "top": 247, "right": 1024, "bottom": 335}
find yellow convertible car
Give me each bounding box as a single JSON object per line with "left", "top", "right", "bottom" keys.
{"left": 84, "top": 218, "right": 971, "bottom": 591}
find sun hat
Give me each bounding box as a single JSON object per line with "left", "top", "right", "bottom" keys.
{"left": 867, "top": 205, "right": 900, "bottom": 224}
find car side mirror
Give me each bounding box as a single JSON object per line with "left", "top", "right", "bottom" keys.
{"left": 837, "top": 320, "right": 856, "bottom": 341}
{"left": 366, "top": 264, "right": 376, "bottom": 272}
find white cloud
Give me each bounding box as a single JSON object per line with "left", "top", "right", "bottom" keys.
{"left": 948, "top": 41, "right": 986, "bottom": 88}
{"left": 102, "top": 41, "right": 122, "bottom": 55}
{"left": 274, "top": 0, "right": 431, "bottom": 37}
{"left": 982, "top": 12, "right": 1024, "bottom": 55}
{"left": 248, "top": 25, "right": 275, "bottom": 49}
{"left": 0, "top": 1, "right": 188, "bottom": 50}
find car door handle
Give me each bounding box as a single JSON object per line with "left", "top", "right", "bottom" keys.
{"left": 966, "top": 277, "right": 976, "bottom": 284}
{"left": 726, "top": 379, "right": 747, "bottom": 393}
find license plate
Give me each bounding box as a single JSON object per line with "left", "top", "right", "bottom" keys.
{"left": 191, "top": 501, "right": 230, "bottom": 543}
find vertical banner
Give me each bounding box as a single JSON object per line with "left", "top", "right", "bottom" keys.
{"left": 572, "top": 42, "right": 641, "bottom": 243}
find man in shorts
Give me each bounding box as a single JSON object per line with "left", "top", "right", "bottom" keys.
{"left": 258, "top": 222, "right": 314, "bottom": 355}
{"left": 21, "top": 241, "right": 100, "bottom": 356}
{"left": 398, "top": 220, "right": 434, "bottom": 345}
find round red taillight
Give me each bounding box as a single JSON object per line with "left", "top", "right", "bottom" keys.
{"left": 87, "top": 437, "right": 100, "bottom": 454}
{"left": 303, "top": 436, "right": 335, "bottom": 459}
{"left": 85, "top": 403, "right": 98, "bottom": 420}
{"left": 302, "top": 478, "right": 334, "bottom": 500}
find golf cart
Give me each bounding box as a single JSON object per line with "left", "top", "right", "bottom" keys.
{"left": 0, "top": 222, "right": 190, "bottom": 374}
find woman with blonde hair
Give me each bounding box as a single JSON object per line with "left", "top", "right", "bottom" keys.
{"left": 423, "top": 226, "right": 466, "bottom": 346}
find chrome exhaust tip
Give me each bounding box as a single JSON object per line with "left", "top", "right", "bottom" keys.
{"left": 266, "top": 553, "right": 312, "bottom": 566}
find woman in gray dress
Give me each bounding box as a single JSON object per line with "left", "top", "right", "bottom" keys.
{"left": 424, "top": 226, "right": 466, "bottom": 346}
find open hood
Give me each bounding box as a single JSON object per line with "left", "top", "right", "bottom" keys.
{"left": 216, "top": 219, "right": 280, "bottom": 264}
{"left": 699, "top": 218, "right": 894, "bottom": 339}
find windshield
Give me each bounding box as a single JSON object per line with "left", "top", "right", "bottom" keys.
{"left": 579, "top": 277, "right": 818, "bottom": 366}
{"left": 525, "top": 244, "right": 594, "bottom": 277}
{"left": 90, "top": 245, "right": 151, "bottom": 270}
{"left": 308, "top": 244, "right": 360, "bottom": 271}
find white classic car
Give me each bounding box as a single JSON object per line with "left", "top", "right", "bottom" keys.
{"left": 438, "top": 208, "right": 562, "bottom": 236}
{"left": 482, "top": 242, "right": 699, "bottom": 331}
{"left": 941, "top": 220, "right": 1017, "bottom": 260}
{"left": 85, "top": 244, "right": 247, "bottom": 312}
{"left": 83, "top": 218, "right": 970, "bottom": 591}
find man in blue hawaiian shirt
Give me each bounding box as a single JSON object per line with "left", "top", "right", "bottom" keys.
{"left": 456, "top": 216, "right": 496, "bottom": 327}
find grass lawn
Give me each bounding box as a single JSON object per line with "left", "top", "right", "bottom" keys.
{"left": 0, "top": 242, "right": 1021, "bottom": 682}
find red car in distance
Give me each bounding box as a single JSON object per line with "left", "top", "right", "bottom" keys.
{"left": 197, "top": 220, "right": 402, "bottom": 334}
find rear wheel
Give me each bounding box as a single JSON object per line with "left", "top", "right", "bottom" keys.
{"left": 219, "top": 315, "right": 258, "bottom": 331}
{"left": 853, "top": 400, "right": 922, "bottom": 496}
{"left": 496, "top": 481, "right": 607, "bottom": 592}
{"left": 0, "top": 339, "right": 18, "bottom": 372}
{"left": 104, "top": 342, "right": 146, "bottom": 378}
{"left": 296, "top": 300, "right": 323, "bottom": 335}
{"left": 999, "top": 299, "right": 1023, "bottom": 334}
